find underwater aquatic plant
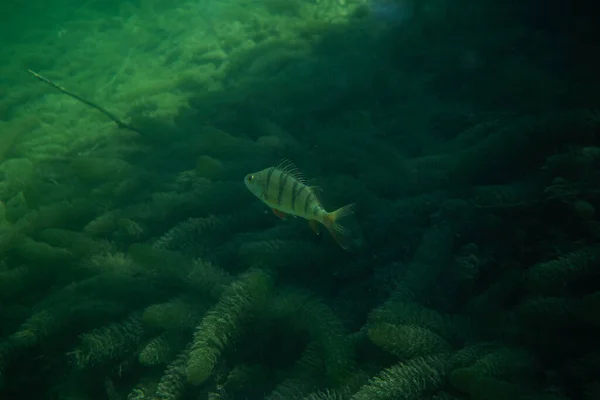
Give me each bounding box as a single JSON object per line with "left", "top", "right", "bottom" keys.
{"left": 0, "top": 0, "right": 598, "bottom": 398}
{"left": 368, "top": 0, "right": 414, "bottom": 24}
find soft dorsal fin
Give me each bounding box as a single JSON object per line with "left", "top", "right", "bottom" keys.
{"left": 309, "top": 185, "right": 323, "bottom": 193}
{"left": 275, "top": 159, "right": 306, "bottom": 184}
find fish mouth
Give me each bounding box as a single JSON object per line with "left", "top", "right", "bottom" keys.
{"left": 243, "top": 177, "right": 254, "bottom": 191}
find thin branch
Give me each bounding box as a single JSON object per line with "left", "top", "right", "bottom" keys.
{"left": 28, "top": 69, "right": 145, "bottom": 136}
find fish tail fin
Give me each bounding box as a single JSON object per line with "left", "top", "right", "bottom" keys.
{"left": 323, "top": 203, "right": 356, "bottom": 250}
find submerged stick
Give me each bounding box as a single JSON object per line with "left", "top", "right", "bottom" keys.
{"left": 27, "top": 69, "right": 144, "bottom": 136}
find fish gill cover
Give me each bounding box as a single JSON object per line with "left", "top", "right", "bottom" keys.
{"left": 0, "top": 0, "right": 599, "bottom": 399}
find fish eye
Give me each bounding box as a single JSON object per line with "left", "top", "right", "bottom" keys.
{"left": 247, "top": 175, "right": 254, "bottom": 182}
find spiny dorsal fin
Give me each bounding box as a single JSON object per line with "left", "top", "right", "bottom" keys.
{"left": 275, "top": 159, "right": 306, "bottom": 184}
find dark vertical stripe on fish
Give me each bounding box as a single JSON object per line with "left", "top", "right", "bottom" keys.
{"left": 291, "top": 180, "right": 299, "bottom": 211}
{"left": 277, "top": 171, "right": 288, "bottom": 205}
{"left": 265, "top": 167, "right": 275, "bottom": 196}
{"left": 296, "top": 185, "right": 308, "bottom": 214}
{"left": 304, "top": 191, "right": 314, "bottom": 215}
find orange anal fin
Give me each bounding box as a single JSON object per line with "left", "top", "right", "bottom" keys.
{"left": 272, "top": 208, "right": 288, "bottom": 220}
{"left": 309, "top": 219, "right": 320, "bottom": 235}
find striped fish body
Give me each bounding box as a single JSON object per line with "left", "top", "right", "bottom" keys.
{"left": 245, "top": 166, "right": 324, "bottom": 223}
{"left": 244, "top": 160, "right": 356, "bottom": 250}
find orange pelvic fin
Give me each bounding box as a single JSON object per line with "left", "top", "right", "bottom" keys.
{"left": 308, "top": 219, "right": 320, "bottom": 235}
{"left": 272, "top": 208, "right": 288, "bottom": 220}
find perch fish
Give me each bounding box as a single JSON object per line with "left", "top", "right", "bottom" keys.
{"left": 244, "top": 160, "right": 356, "bottom": 250}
